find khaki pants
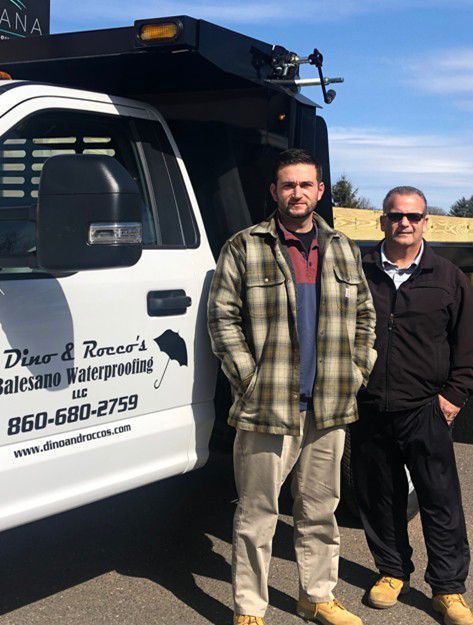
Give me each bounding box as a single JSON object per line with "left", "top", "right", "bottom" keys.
{"left": 232, "top": 411, "right": 346, "bottom": 617}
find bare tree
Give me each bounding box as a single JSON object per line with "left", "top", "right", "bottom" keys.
{"left": 357, "top": 196, "right": 377, "bottom": 211}
{"left": 427, "top": 205, "right": 448, "bottom": 215}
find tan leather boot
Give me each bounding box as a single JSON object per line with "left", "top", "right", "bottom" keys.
{"left": 297, "top": 596, "right": 363, "bottom": 625}
{"left": 432, "top": 594, "right": 473, "bottom": 625}
{"left": 233, "top": 615, "right": 264, "bottom": 625}
{"left": 368, "top": 576, "right": 410, "bottom": 608}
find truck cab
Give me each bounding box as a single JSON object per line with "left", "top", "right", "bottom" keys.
{"left": 0, "top": 82, "right": 219, "bottom": 530}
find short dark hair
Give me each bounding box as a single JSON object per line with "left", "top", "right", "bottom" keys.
{"left": 382, "top": 186, "right": 428, "bottom": 213}
{"left": 272, "top": 149, "right": 323, "bottom": 184}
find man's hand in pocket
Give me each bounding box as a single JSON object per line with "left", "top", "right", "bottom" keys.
{"left": 437, "top": 394, "right": 461, "bottom": 426}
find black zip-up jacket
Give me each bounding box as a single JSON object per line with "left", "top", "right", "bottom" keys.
{"left": 358, "top": 242, "right": 473, "bottom": 412}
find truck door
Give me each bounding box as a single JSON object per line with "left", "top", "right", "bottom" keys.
{"left": 0, "top": 93, "right": 217, "bottom": 531}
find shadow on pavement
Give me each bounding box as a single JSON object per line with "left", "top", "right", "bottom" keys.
{"left": 338, "top": 557, "right": 377, "bottom": 590}
{"left": 0, "top": 452, "right": 236, "bottom": 623}
{"left": 0, "top": 451, "right": 295, "bottom": 623}
{"left": 398, "top": 589, "right": 440, "bottom": 623}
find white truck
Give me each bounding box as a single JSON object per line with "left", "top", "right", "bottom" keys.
{"left": 0, "top": 15, "right": 347, "bottom": 531}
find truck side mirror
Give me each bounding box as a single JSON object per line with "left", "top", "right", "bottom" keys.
{"left": 36, "top": 154, "right": 143, "bottom": 272}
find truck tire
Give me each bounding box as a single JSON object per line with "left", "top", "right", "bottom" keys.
{"left": 341, "top": 429, "right": 419, "bottom": 521}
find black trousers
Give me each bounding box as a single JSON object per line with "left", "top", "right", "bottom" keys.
{"left": 351, "top": 397, "right": 470, "bottom": 594}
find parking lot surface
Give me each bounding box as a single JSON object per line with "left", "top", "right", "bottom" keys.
{"left": 0, "top": 443, "right": 471, "bottom": 625}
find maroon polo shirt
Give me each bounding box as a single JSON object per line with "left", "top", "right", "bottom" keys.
{"left": 277, "top": 219, "right": 320, "bottom": 410}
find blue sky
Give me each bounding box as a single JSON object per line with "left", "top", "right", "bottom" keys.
{"left": 51, "top": 0, "right": 473, "bottom": 211}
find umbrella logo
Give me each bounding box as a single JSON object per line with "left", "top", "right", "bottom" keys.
{"left": 153, "top": 330, "right": 188, "bottom": 389}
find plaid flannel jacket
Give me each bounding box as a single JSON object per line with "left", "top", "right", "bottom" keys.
{"left": 207, "top": 213, "right": 377, "bottom": 434}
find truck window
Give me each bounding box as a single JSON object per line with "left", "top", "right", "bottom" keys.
{"left": 0, "top": 109, "right": 156, "bottom": 271}
{"left": 134, "top": 118, "right": 199, "bottom": 249}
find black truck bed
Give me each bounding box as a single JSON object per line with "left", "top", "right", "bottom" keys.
{"left": 0, "top": 16, "right": 279, "bottom": 97}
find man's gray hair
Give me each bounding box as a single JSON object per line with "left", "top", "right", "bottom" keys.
{"left": 382, "top": 186, "right": 428, "bottom": 213}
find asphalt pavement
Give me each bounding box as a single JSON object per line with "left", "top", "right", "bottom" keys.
{"left": 0, "top": 442, "right": 471, "bottom": 625}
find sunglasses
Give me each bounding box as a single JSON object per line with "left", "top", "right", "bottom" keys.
{"left": 385, "top": 212, "right": 426, "bottom": 223}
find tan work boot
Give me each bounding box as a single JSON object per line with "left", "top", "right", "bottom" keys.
{"left": 368, "top": 576, "right": 410, "bottom": 608}
{"left": 297, "top": 596, "right": 363, "bottom": 625}
{"left": 233, "top": 615, "right": 265, "bottom": 625}
{"left": 432, "top": 594, "right": 473, "bottom": 625}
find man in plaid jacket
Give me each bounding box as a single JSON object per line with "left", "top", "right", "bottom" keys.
{"left": 208, "top": 149, "right": 377, "bottom": 625}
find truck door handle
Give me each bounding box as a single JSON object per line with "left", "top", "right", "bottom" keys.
{"left": 147, "top": 290, "right": 192, "bottom": 316}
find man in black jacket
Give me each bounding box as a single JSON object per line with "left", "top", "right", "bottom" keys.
{"left": 351, "top": 186, "right": 473, "bottom": 625}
